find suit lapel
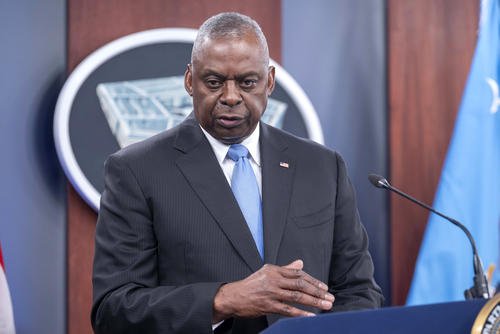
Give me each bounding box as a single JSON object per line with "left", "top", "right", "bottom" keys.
{"left": 174, "top": 117, "right": 263, "bottom": 272}
{"left": 260, "top": 123, "right": 294, "bottom": 265}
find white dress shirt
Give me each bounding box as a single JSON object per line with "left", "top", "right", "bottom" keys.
{"left": 200, "top": 124, "right": 262, "bottom": 196}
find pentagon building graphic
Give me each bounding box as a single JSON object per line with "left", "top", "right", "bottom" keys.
{"left": 97, "top": 76, "right": 288, "bottom": 148}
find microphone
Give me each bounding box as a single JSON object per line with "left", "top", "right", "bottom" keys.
{"left": 368, "top": 173, "right": 490, "bottom": 300}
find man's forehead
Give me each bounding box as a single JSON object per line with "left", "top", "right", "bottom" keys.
{"left": 192, "top": 36, "right": 269, "bottom": 68}
{"left": 202, "top": 35, "right": 262, "bottom": 51}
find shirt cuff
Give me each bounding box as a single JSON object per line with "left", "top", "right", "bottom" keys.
{"left": 212, "top": 320, "right": 224, "bottom": 331}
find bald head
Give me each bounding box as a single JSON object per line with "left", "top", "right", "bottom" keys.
{"left": 191, "top": 12, "right": 269, "bottom": 66}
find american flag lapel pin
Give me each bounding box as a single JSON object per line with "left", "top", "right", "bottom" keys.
{"left": 279, "top": 162, "right": 289, "bottom": 168}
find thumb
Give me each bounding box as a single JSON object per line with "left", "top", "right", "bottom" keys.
{"left": 284, "top": 259, "right": 304, "bottom": 270}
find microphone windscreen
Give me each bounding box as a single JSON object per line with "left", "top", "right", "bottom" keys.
{"left": 368, "top": 173, "right": 385, "bottom": 188}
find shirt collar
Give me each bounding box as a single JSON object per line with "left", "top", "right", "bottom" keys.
{"left": 200, "top": 123, "right": 261, "bottom": 167}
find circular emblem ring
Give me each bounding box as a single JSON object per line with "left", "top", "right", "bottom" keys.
{"left": 54, "top": 28, "right": 324, "bottom": 211}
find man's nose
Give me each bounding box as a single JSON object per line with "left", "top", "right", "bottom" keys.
{"left": 220, "top": 80, "right": 242, "bottom": 107}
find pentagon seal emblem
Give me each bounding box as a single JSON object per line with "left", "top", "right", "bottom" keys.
{"left": 54, "top": 28, "right": 323, "bottom": 211}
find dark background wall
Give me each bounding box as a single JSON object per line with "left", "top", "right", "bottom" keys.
{"left": 0, "top": 1, "right": 67, "bottom": 333}
{"left": 282, "top": 0, "right": 389, "bottom": 302}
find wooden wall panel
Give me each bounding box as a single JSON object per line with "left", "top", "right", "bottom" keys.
{"left": 66, "top": 1, "right": 281, "bottom": 333}
{"left": 388, "top": 0, "right": 478, "bottom": 305}
{"left": 67, "top": 0, "right": 282, "bottom": 72}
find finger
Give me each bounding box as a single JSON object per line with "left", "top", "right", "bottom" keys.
{"left": 277, "top": 277, "right": 335, "bottom": 309}
{"left": 279, "top": 276, "right": 334, "bottom": 302}
{"left": 279, "top": 267, "right": 329, "bottom": 291}
{"left": 278, "top": 288, "right": 333, "bottom": 311}
{"left": 272, "top": 301, "right": 316, "bottom": 318}
{"left": 283, "top": 259, "right": 303, "bottom": 270}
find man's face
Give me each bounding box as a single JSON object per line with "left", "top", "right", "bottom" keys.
{"left": 185, "top": 34, "right": 275, "bottom": 144}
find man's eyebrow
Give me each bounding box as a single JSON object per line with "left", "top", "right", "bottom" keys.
{"left": 235, "top": 71, "right": 261, "bottom": 79}
{"left": 200, "top": 70, "right": 261, "bottom": 79}
{"left": 201, "top": 69, "right": 225, "bottom": 79}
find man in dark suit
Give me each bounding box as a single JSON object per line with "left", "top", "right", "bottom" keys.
{"left": 92, "top": 12, "right": 383, "bottom": 334}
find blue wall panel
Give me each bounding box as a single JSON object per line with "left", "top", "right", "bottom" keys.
{"left": 0, "top": 1, "right": 66, "bottom": 333}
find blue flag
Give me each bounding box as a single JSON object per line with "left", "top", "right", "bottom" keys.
{"left": 407, "top": 0, "right": 500, "bottom": 305}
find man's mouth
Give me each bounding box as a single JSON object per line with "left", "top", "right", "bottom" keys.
{"left": 216, "top": 115, "right": 245, "bottom": 128}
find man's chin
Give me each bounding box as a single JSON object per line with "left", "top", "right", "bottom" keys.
{"left": 210, "top": 123, "right": 258, "bottom": 145}
{"left": 218, "top": 135, "right": 246, "bottom": 145}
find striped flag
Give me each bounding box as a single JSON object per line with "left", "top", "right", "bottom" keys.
{"left": 0, "top": 244, "right": 15, "bottom": 334}
{"left": 407, "top": 0, "right": 500, "bottom": 304}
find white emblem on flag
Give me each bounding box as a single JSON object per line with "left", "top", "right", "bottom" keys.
{"left": 486, "top": 77, "right": 500, "bottom": 114}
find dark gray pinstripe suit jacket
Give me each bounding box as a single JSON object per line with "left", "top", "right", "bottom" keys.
{"left": 91, "top": 115, "right": 383, "bottom": 333}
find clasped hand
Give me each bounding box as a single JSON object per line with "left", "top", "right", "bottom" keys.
{"left": 212, "top": 259, "right": 334, "bottom": 322}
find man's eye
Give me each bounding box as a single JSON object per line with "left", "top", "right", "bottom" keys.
{"left": 206, "top": 80, "right": 222, "bottom": 88}
{"left": 240, "top": 79, "right": 257, "bottom": 88}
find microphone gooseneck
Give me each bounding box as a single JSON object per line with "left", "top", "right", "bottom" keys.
{"left": 368, "top": 173, "right": 490, "bottom": 300}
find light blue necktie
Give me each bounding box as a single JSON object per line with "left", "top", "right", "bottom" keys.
{"left": 227, "top": 144, "right": 264, "bottom": 259}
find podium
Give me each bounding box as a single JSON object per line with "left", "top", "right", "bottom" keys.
{"left": 262, "top": 299, "right": 487, "bottom": 334}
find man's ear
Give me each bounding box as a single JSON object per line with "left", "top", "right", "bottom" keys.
{"left": 267, "top": 66, "right": 276, "bottom": 96}
{"left": 184, "top": 64, "right": 193, "bottom": 96}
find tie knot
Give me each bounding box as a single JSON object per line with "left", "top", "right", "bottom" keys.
{"left": 227, "top": 144, "right": 249, "bottom": 162}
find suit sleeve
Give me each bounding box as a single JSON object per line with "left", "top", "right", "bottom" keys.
{"left": 327, "top": 152, "right": 384, "bottom": 311}
{"left": 91, "top": 154, "right": 223, "bottom": 334}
